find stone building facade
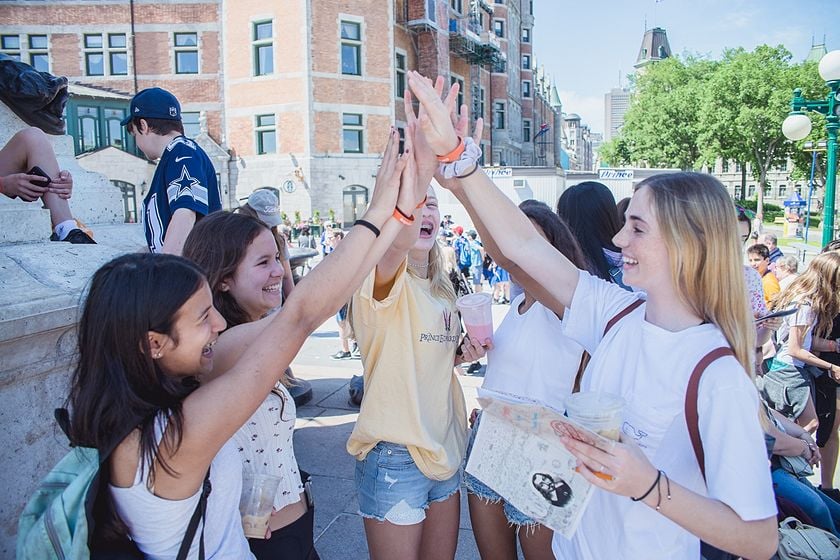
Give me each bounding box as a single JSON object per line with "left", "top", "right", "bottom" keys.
{"left": 0, "top": 0, "right": 561, "bottom": 225}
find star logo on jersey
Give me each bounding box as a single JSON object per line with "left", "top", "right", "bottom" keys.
{"left": 169, "top": 165, "right": 200, "bottom": 200}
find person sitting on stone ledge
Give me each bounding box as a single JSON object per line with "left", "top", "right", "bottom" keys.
{"left": 0, "top": 126, "right": 95, "bottom": 243}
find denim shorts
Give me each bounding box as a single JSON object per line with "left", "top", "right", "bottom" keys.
{"left": 355, "top": 442, "right": 461, "bottom": 525}
{"left": 464, "top": 412, "right": 537, "bottom": 527}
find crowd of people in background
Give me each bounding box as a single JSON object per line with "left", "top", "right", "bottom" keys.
{"left": 19, "top": 75, "right": 840, "bottom": 560}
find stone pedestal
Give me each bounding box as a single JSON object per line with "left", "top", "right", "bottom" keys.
{"left": 0, "top": 99, "right": 135, "bottom": 553}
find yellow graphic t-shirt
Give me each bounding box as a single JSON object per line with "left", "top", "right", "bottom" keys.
{"left": 346, "top": 262, "right": 467, "bottom": 480}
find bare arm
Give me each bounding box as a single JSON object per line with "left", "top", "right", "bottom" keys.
{"left": 155, "top": 130, "right": 416, "bottom": 495}
{"left": 407, "top": 71, "right": 580, "bottom": 309}
{"left": 161, "top": 207, "right": 196, "bottom": 255}
{"left": 788, "top": 325, "right": 840, "bottom": 377}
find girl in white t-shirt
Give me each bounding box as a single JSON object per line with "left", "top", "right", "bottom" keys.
{"left": 760, "top": 252, "right": 840, "bottom": 431}
{"left": 406, "top": 70, "right": 778, "bottom": 559}
{"left": 460, "top": 200, "right": 588, "bottom": 559}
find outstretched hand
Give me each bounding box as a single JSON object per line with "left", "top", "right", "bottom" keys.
{"left": 367, "top": 128, "right": 407, "bottom": 221}
{"left": 406, "top": 71, "right": 461, "bottom": 157}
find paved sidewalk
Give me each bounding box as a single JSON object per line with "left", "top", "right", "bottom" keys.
{"left": 291, "top": 301, "right": 514, "bottom": 559}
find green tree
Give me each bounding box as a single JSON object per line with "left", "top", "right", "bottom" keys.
{"left": 597, "top": 136, "right": 632, "bottom": 167}
{"left": 620, "top": 55, "right": 717, "bottom": 170}
{"left": 698, "top": 45, "right": 821, "bottom": 221}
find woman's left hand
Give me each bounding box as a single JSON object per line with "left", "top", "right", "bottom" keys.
{"left": 457, "top": 334, "right": 492, "bottom": 365}
{"left": 560, "top": 433, "right": 659, "bottom": 499}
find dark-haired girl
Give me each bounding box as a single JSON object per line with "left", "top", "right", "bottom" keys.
{"left": 66, "top": 129, "right": 419, "bottom": 558}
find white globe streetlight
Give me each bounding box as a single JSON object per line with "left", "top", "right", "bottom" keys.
{"left": 818, "top": 50, "right": 840, "bottom": 83}
{"left": 782, "top": 113, "right": 813, "bottom": 141}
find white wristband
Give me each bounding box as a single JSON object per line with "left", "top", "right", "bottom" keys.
{"left": 439, "top": 137, "right": 482, "bottom": 179}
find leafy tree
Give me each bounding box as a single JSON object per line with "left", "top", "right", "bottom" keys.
{"left": 620, "top": 55, "right": 717, "bottom": 170}
{"left": 597, "top": 136, "right": 632, "bottom": 167}
{"left": 698, "top": 45, "right": 822, "bottom": 222}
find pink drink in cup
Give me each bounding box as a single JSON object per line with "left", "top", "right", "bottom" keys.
{"left": 456, "top": 292, "right": 494, "bottom": 344}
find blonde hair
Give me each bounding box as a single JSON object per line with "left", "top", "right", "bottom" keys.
{"left": 774, "top": 252, "right": 840, "bottom": 338}
{"left": 637, "top": 173, "right": 755, "bottom": 377}
{"left": 407, "top": 240, "right": 457, "bottom": 303}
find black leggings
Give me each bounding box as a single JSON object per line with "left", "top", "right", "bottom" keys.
{"left": 248, "top": 505, "right": 320, "bottom": 560}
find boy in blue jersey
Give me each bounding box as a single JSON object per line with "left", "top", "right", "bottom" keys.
{"left": 121, "top": 87, "right": 221, "bottom": 254}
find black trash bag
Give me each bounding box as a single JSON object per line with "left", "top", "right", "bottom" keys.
{"left": 0, "top": 53, "right": 68, "bottom": 135}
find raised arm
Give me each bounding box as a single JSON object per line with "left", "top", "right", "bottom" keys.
{"left": 407, "top": 71, "right": 580, "bottom": 309}
{"left": 167, "top": 130, "right": 418, "bottom": 483}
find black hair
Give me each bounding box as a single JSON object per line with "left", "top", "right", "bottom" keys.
{"left": 67, "top": 253, "right": 205, "bottom": 538}
{"left": 822, "top": 240, "right": 840, "bottom": 254}
{"left": 128, "top": 116, "right": 185, "bottom": 136}
{"left": 556, "top": 181, "right": 623, "bottom": 282}
{"left": 747, "top": 243, "right": 770, "bottom": 259}
{"left": 183, "top": 211, "right": 271, "bottom": 328}
{"left": 519, "top": 200, "right": 589, "bottom": 271}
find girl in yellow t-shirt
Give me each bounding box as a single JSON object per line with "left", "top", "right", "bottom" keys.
{"left": 348, "top": 102, "right": 489, "bottom": 560}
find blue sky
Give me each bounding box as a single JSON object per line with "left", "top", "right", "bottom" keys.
{"left": 532, "top": 0, "right": 840, "bottom": 135}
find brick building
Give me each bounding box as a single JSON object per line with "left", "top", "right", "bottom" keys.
{"left": 0, "top": 0, "right": 560, "bottom": 225}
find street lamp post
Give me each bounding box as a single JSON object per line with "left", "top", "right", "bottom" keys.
{"left": 782, "top": 50, "right": 840, "bottom": 247}
{"left": 802, "top": 141, "right": 827, "bottom": 244}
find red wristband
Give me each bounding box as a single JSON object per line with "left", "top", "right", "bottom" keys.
{"left": 416, "top": 195, "right": 427, "bottom": 209}
{"left": 393, "top": 207, "right": 415, "bottom": 226}
{"left": 436, "top": 137, "right": 465, "bottom": 163}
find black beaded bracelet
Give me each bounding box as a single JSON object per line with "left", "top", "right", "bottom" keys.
{"left": 354, "top": 219, "right": 380, "bottom": 238}
{"left": 630, "top": 470, "right": 662, "bottom": 502}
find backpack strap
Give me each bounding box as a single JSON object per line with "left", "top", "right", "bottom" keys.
{"left": 685, "top": 347, "right": 736, "bottom": 480}
{"left": 603, "top": 299, "right": 644, "bottom": 336}
{"left": 176, "top": 467, "right": 212, "bottom": 560}
{"left": 573, "top": 299, "right": 644, "bottom": 392}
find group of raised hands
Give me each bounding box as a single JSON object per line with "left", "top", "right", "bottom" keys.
{"left": 362, "top": 71, "right": 485, "bottom": 215}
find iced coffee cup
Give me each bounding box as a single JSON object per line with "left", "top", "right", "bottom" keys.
{"left": 456, "top": 292, "right": 494, "bottom": 344}
{"left": 564, "top": 391, "right": 625, "bottom": 441}
{"left": 239, "top": 472, "right": 281, "bottom": 539}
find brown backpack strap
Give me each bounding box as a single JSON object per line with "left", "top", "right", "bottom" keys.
{"left": 685, "top": 347, "right": 736, "bottom": 480}
{"left": 603, "top": 299, "right": 644, "bottom": 336}
{"left": 574, "top": 299, "right": 644, "bottom": 393}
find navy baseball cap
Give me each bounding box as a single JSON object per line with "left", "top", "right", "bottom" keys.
{"left": 121, "top": 87, "right": 181, "bottom": 126}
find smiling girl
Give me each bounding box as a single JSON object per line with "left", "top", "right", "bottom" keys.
{"left": 64, "top": 129, "right": 421, "bottom": 559}
{"left": 406, "top": 71, "right": 778, "bottom": 560}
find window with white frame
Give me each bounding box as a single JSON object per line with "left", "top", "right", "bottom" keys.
{"left": 341, "top": 20, "right": 362, "bottom": 76}
{"left": 1, "top": 34, "right": 21, "bottom": 60}
{"left": 522, "top": 27, "right": 531, "bottom": 42}
{"left": 84, "top": 33, "right": 127, "bottom": 76}
{"left": 343, "top": 113, "right": 363, "bottom": 153}
{"left": 395, "top": 51, "right": 406, "bottom": 98}
{"left": 522, "top": 54, "right": 531, "bottom": 70}
{"left": 494, "top": 101, "right": 505, "bottom": 129}
{"left": 722, "top": 160, "right": 729, "bottom": 173}
{"left": 255, "top": 114, "right": 276, "bottom": 154}
{"left": 523, "top": 119, "right": 531, "bottom": 142}
{"left": 493, "top": 19, "right": 504, "bottom": 38}
{"left": 778, "top": 184, "right": 787, "bottom": 198}
{"left": 450, "top": 0, "right": 462, "bottom": 13}
{"left": 253, "top": 21, "right": 273, "bottom": 76}
{"left": 174, "top": 32, "right": 198, "bottom": 74}
{"left": 522, "top": 80, "right": 531, "bottom": 98}
{"left": 29, "top": 35, "right": 49, "bottom": 72}
{"left": 182, "top": 112, "right": 201, "bottom": 137}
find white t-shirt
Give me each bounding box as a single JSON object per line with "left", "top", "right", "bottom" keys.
{"left": 479, "top": 293, "right": 583, "bottom": 412}
{"left": 552, "top": 271, "right": 776, "bottom": 560}
{"left": 774, "top": 302, "right": 815, "bottom": 368}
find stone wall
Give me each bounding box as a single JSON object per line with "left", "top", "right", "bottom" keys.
{"left": 0, "top": 99, "right": 133, "bottom": 554}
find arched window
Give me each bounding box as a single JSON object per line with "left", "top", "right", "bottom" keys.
{"left": 342, "top": 185, "right": 368, "bottom": 227}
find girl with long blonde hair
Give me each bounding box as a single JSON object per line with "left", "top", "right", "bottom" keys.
{"left": 761, "top": 252, "right": 840, "bottom": 431}
{"left": 347, "top": 117, "right": 488, "bottom": 560}
{"left": 406, "top": 71, "right": 778, "bottom": 560}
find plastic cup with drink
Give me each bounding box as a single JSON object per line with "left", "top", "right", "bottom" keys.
{"left": 564, "top": 391, "right": 625, "bottom": 480}
{"left": 239, "top": 472, "right": 281, "bottom": 539}
{"left": 456, "top": 292, "right": 494, "bottom": 345}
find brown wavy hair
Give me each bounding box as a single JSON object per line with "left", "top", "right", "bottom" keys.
{"left": 773, "top": 252, "right": 840, "bottom": 338}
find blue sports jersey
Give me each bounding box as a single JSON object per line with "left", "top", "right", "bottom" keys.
{"left": 142, "top": 136, "right": 221, "bottom": 253}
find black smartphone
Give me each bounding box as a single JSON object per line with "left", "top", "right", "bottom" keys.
{"left": 27, "top": 166, "right": 52, "bottom": 188}
{"left": 755, "top": 307, "right": 798, "bottom": 324}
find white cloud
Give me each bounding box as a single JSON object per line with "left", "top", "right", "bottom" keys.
{"left": 556, "top": 90, "right": 606, "bottom": 135}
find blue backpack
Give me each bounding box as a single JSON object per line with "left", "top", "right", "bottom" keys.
{"left": 17, "top": 409, "right": 210, "bottom": 560}
{"left": 455, "top": 237, "right": 471, "bottom": 267}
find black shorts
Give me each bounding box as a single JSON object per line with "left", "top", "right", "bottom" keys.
{"left": 815, "top": 374, "right": 839, "bottom": 447}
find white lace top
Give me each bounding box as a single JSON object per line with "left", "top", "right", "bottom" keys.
{"left": 232, "top": 383, "right": 304, "bottom": 511}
